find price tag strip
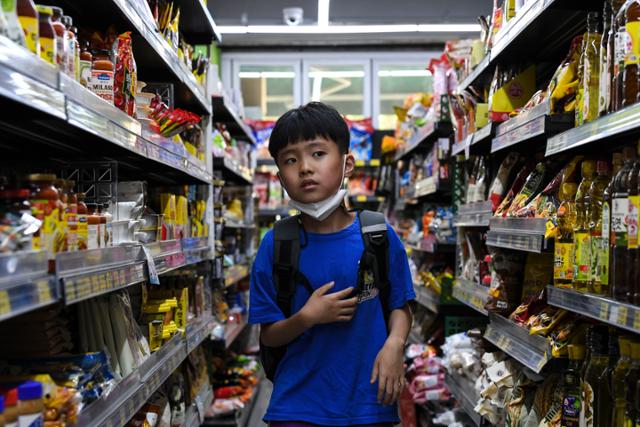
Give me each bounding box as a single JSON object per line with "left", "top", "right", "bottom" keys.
{"left": 63, "top": 263, "right": 146, "bottom": 304}
{"left": 0, "top": 277, "right": 58, "bottom": 322}
{"left": 484, "top": 320, "right": 551, "bottom": 374}
{"left": 452, "top": 280, "right": 489, "bottom": 316}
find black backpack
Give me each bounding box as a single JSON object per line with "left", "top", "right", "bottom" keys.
{"left": 261, "top": 210, "right": 391, "bottom": 382}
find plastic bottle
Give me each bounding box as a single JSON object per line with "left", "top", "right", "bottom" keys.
{"left": 622, "top": 1, "right": 640, "bottom": 107}
{"left": 589, "top": 160, "right": 612, "bottom": 294}
{"left": 63, "top": 16, "right": 78, "bottom": 80}
{"left": 613, "top": 337, "right": 632, "bottom": 427}
{"left": 612, "top": 146, "right": 637, "bottom": 301}
{"left": 599, "top": 1, "right": 613, "bottom": 116}
{"left": 614, "top": 2, "right": 630, "bottom": 111}
{"left": 35, "top": 5, "right": 55, "bottom": 64}
{"left": 573, "top": 160, "right": 597, "bottom": 292}
{"left": 2, "top": 0, "right": 25, "bottom": 47}
{"left": 561, "top": 344, "right": 585, "bottom": 426}
{"left": 583, "top": 11, "right": 602, "bottom": 123}
{"left": 16, "top": 0, "right": 37, "bottom": 55}
{"left": 50, "top": 6, "right": 66, "bottom": 70}
{"left": 555, "top": 182, "right": 578, "bottom": 288}
{"left": 87, "top": 204, "right": 101, "bottom": 250}
{"left": 576, "top": 34, "right": 588, "bottom": 126}
{"left": 17, "top": 381, "right": 43, "bottom": 427}
{"left": 583, "top": 326, "right": 610, "bottom": 426}
{"left": 629, "top": 144, "right": 640, "bottom": 303}
{"left": 27, "top": 174, "right": 59, "bottom": 268}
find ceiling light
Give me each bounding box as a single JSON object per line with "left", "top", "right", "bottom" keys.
{"left": 218, "top": 24, "right": 481, "bottom": 35}
{"left": 317, "top": 0, "right": 330, "bottom": 26}
{"left": 309, "top": 71, "right": 365, "bottom": 78}
{"left": 239, "top": 71, "right": 296, "bottom": 78}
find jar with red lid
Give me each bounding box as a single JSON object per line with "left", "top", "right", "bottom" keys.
{"left": 89, "top": 49, "right": 114, "bottom": 104}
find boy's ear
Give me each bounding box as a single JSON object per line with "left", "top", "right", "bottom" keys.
{"left": 344, "top": 153, "right": 356, "bottom": 179}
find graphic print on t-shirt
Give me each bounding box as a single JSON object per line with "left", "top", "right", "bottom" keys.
{"left": 357, "top": 269, "right": 379, "bottom": 303}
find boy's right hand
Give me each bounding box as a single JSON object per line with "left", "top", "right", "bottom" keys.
{"left": 299, "top": 282, "right": 358, "bottom": 327}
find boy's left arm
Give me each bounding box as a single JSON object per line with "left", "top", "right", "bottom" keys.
{"left": 370, "top": 304, "right": 412, "bottom": 405}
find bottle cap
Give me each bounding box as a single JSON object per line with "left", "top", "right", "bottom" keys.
{"left": 18, "top": 381, "right": 42, "bottom": 401}
{"left": 581, "top": 160, "right": 596, "bottom": 177}
{"left": 27, "top": 173, "right": 57, "bottom": 182}
{"left": 2, "top": 388, "right": 17, "bottom": 406}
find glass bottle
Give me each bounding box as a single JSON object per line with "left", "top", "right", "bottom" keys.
{"left": 625, "top": 341, "right": 640, "bottom": 426}
{"left": 2, "top": 0, "right": 25, "bottom": 46}
{"left": 577, "top": 34, "right": 588, "bottom": 126}
{"left": 17, "top": 0, "right": 38, "bottom": 55}
{"left": 561, "top": 344, "right": 586, "bottom": 426}
{"left": 614, "top": 1, "right": 630, "bottom": 111}
{"left": 582, "top": 326, "right": 609, "bottom": 427}
{"left": 600, "top": 0, "right": 613, "bottom": 117}
{"left": 606, "top": 153, "right": 624, "bottom": 297}
{"left": 628, "top": 144, "right": 640, "bottom": 303}
{"left": 613, "top": 337, "right": 632, "bottom": 427}
{"left": 597, "top": 330, "right": 619, "bottom": 426}
{"left": 583, "top": 11, "right": 602, "bottom": 123}
{"left": 35, "top": 5, "right": 55, "bottom": 65}
{"left": 573, "top": 160, "right": 597, "bottom": 292}
{"left": 589, "top": 160, "right": 611, "bottom": 294}
{"left": 50, "top": 6, "right": 65, "bottom": 70}
{"left": 623, "top": 1, "right": 640, "bottom": 107}
{"left": 555, "top": 182, "right": 578, "bottom": 288}
{"left": 612, "top": 146, "right": 637, "bottom": 301}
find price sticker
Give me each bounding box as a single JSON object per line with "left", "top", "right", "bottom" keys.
{"left": 0, "top": 290, "right": 10, "bottom": 316}
{"left": 100, "top": 273, "right": 109, "bottom": 291}
{"left": 618, "top": 306, "right": 629, "bottom": 326}
{"left": 119, "top": 269, "right": 127, "bottom": 286}
{"left": 634, "top": 311, "right": 640, "bottom": 331}
{"left": 91, "top": 274, "right": 100, "bottom": 294}
{"left": 36, "top": 279, "right": 51, "bottom": 302}
{"left": 600, "top": 302, "right": 609, "bottom": 321}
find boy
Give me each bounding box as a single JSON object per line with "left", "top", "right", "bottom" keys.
{"left": 249, "top": 102, "right": 415, "bottom": 426}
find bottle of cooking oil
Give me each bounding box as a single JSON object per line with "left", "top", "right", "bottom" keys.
{"left": 588, "top": 160, "right": 612, "bottom": 294}
{"left": 583, "top": 326, "right": 609, "bottom": 426}
{"left": 561, "top": 344, "right": 586, "bottom": 427}
{"left": 555, "top": 183, "right": 578, "bottom": 288}
{"left": 622, "top": 1, "right": 640, "bottom": 108}
{"left": 610, "top": 0, "right": 628, "bottom": 113}
{"left": 577, "top": 33, "right": 588, "bottom": 126}
{"left": 613, "top": 337, "right": 632, "bottom": 427}
{"left": 574, "top": 160, "right": 597, "bottom": 292}
{"left": 603, "top": 153, "right": 623, "bottom": 297}
{"left": 599, "top": 1, "right": 613, "bottom": 116}
{"left": 628, "top": 147, "right": 640, "bottom": 303}
{"left": 597, "top": 330, "right": 619, "bottom": 426}
{"left": 583, "top": 11, "right": 602, "bottom": 123}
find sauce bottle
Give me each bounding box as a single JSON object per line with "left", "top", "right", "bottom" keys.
{"left": 77, "top": 192, "right": 88, "bottom": 250}
{"left": 613, "top": 337, "right": 632, "bottom": 427}
{"left": 65, "top": 180, "right": 77, "bottom": 252}
{"left": 628, "top": 145, "right": 640, "bottom": 303}
{"left": 16, "top": 0, "right": 38, "bottom": 55}
{"left": 583, "top": 326, "right": 609, "bottom": 427}
{"left": 583, "top": 12, "right": 602, "bottom": 123}
{"left": 50, "top": 6, "right": 66, "bottom": 70}
{"left": 17, "top": 381, "right": 43, "bottom": 427}
{"left": 555, "top": 183, "right": 578, "bottom": 288}
{"left": 599, "top": 0, "right": 613, "bottom": 117}
{"left": 560, "top": 344, "right": 585, "bottom": 426}
{"left": 27, "top": 174, "right": 59, "bottom": 269}
{"left": 89, "top": 49, "right": 114, "bottom": 104}
{"left": 2, "top": 0, "right": 25, "bottom": 47}
{"left": 55, "top": 179, "right": 68, "bottom": 253}
{"left": 87, "top": 203, "right": 101, "bottom": 250}
{"left": 576, "top": 34, "right": 588, "bottom": 126}
{"left": 35, "top": 5, "right": 55, "bottom": 65}
{"left": 614, "top": 2, "right": 629, "bottom": 112}
{"left": 588, "top": 160, "right": 611, "bottom": 294}
{"left": 103, "top": 203, "right": 112, "bottom": 247}
{"left": 78, "top": 41, "right": 92, "bottom": 87}
{"left": 605, "top": 153, "right": 624, "bottom": 297}
{"left": 623, "top": 1, "right": 640, "bottom": 108}
{"left": 612, "top": 146, "right": 636, "bottom": 301}
{"left": 63, "top": 16, "right": 78, "bottom": 80}
{"left": 573, "top": 160, "right": 596, "bottom": 292}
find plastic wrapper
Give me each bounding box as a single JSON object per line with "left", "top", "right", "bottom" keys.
{"left": 485, "top": 249, "right": 526, "bottom": 315}
{"left": 345, "top": 118, "right": 374, "bottom": 161}
{"left": 488, "top": 152, "right": 521, "bottom": 211}
{"left": 549, "top": 319, "right": 581, "bottom": 358}
{"left": 508, "top": 290, "right": 547, "bottom": 327}
{"left": 494, "top": 162, "right": 535, "bottom": 217}
{"left": 113, "top": 32, "right": 137, "bottom": 116}
{"left": 548, "top": 35, "right": 583, "bottom": 115}
{"left": 527, "top": 307, "right": 568, "bottom": 336}
{"left": 506, "top": 162, "right": 548, "bottom": 217}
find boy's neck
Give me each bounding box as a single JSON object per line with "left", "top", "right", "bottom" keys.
{"left": 299, "top": 206, "right": 356, "bottom": 234}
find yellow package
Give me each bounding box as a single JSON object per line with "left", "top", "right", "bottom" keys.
{"left": 175, "top": 287, "right": 188, "bottom": 335}
{"left": 149, "top": 321, "right": 163, "bottom": 351}
{"left": 528, "top": 308, "right": 568, "bottom": 336}
{"left": 161, "top": 193, "right": 176, "bottom": 240}
{"left": 489, "top": 65, "right": 536, "bottom": 121}
{"left": 176, "top": 195, "right": 188, "bottom": 239}
{"left": 143, "top": 298, "right": 178, "bottom": 314}
{"left": 475, "top": 103, "right": 489, "bottom": 129}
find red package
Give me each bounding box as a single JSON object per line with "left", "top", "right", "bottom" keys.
{"left": 114, "top": 32, "right": 137, "bottom": 116}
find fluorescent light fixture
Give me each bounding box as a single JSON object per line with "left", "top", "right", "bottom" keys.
{"left": 218, "top": 24, "right": 481, "bottom": 34}
{"left": 239, "top": 71, "right": 296, "bottom": 78}
{"left": 318, "top": 0, "right": 330, "bottom": 26}
{"left": 308, "top": 70, "right": 365, "bottom": 78}
{"left": 378, "top": 70, "right": 431, "bottom": 77}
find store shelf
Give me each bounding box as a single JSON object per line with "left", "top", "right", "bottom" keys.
{"left": 454, "top": 201, "right": 493, "bottom": 227}
{"left": 349, "top": 195, "right": 386, "bottom": 204}
{"left": 212, "top": 95, "right": 257, "bottom": 144}
{"left": 204, "top": 374, "right": 264, "bottom": 427}
{"left": 184, "top": 382, "right": 215, "bottom": 427}
{"left": 224, "top": 319, "right": 248, "bottom": 348}
{"left": 491, "top": 101, "right": 573, "bottom": 153}
{"left": 452, "top": 279, "right": 489, "bottom": 316}
{"left": 225, "top": 264, "right": 250, "bottom": 288}
{"left": 77, "top": 323, "right": 212, "bottom": 427}
{"left": 484, "top": 313, "right": 552, "bottom": 373}
{"left": 214, "top": 156, "right": 254, "bottom": 185}
{"left": 57, "top": 238, "right": 211, "bottom": 305}
{"left": 394, "top": 121, "right": 452, "bottom": 162}
{"left": 0, "top": 251, "right": 58, "bottom": 322}
{"left": 456, "top": 55, "right": 491, "bottom": 95}
{"left": 0, "top": 38, "right": 212, "bottom": 185}
{"left": 107, "top": 0, "right": 210, "bottom": 113}
{"left": 178, "top": 0, "right": 222, "bottom": 43}
{"left": 186, "top": 315, "right": 216, "bottom": 353}
{"left": 546, "top": 101, "right": 640, "bottom": 156}
{"left": 354, "top": 159, "right": 382, "bottom": 168}
{"left": 414, "top": 285, "right": 439, "bottom": 313}
{"left": 445, "top": 373, "right": 482, "bottom": 427}
{"left": 223, "top": 217, "right": 256, "bottom": 229}
{"left": 486, "top": 217, "right": 548, "bottom": 253}
{"left": 404, "top": 176, "right": 443, "bottom": 200}
{"left": 547, "top": 286, "right": 640, "bottom": 335}
{"left": 452, "top": 124, "right": 495, "bottom": 157}
{"left": 405, "top": 235, "right": 455, "bottom": 254}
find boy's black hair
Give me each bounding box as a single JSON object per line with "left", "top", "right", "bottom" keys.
{"left": 269, "top": 102, "right": 350, "bottom": 160}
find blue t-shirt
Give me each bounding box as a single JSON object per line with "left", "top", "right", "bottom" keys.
{"left": 249, "top": 216, "right": 415, "bottom": 426}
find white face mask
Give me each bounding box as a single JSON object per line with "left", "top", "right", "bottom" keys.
{"left": 285, "top": 155, "right": 348, "bottom": 222}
